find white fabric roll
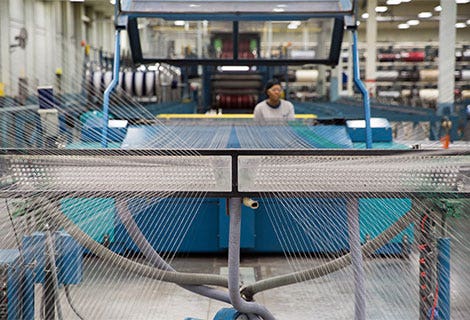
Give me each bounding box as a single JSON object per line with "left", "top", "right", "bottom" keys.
{"left": 295, "top": 69, "right": 318, "bottom": 82}
{"left": 92, "top": 71, "right": 102, "bottom": 91}
{"left": 401, "top": 89, "right": 411, "bottom": 97}
{"left": 145, "top": 71, "right": 155, "bottom": 96}
{"left": 461, "top": 90, "right": 470, "bottom": 100}
{"left": 461, "top": 69, "right": 470, "bottom": 81}
{"left": 376, "top": 70, "right": 399, "bottom": 81}
{"left": 124, "top": 71, "right": 134, "bottom": 95}
{"left": 419, "top": 69, "right": 439, "bottom": 82}
{"left": 378, "top": 90, "right": 400, "bottom": 98}
{"left": 134, "top": 71, "right": 144, "bottom": 97}
{"left": 118, "top": 72, "right": 123, "bottom": 90}
{"left": 419, "top": 88, "right": 439, "bottom": 101}
{"left": 103, "top": 71, "right": 113, "bottom": 88}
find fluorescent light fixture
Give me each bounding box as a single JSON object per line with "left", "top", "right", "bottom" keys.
{"left": 273, "top": 8, "right": 285, "bottom": 12}
{"left": 398, "top": 23, "right": 410, "bottom": 29}
{"left": 291, "top": 21, "right": 301, "bottom": 26}
{"left": 174, "top": 20, "right": 185, "bottom": 26}
{"left": 434, "top": 5, "right": 442, "bottom": 12}
{"left": 287, "top": 23, "right": 298, "bottom": 29}
{"left": 189, "top": 4, "right": 201, "bottom": 8}
{"left": 70, "top": 0, "right": 85, "bottom": 2}
{"left": 361, "top": 13, "right": 369, "bottom": 19}
{"left": 407, "top": 20, "right": 420, "bottom": 26}
{"left": 375, "top": 6, "right": 388, "bottom": 13}
{"left": 455, "top": 22, "right": 466, "bottom": 28}
{"left": 456, "top": 0, "right": 470, "bottom": 4}
{"left": 418, "top": 12, "right": 432, "bottom": 18}
{"left": 401, "top": 0, "right": 411, "bottom": 2}
{"left": 386, "top": 0, "right": 401, "bottom": 5}
{"left": 219, "top": 66, "right": 250, "bottom": 72}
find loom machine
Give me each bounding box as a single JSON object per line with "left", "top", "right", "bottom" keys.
{"left": 1, "top": 1, "right": 469, "bottom": 320}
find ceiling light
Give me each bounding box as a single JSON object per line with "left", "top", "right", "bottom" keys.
{"left": 273, "top": 8, "right": 285, "bottom": 12}
{"left": 401, "top": 0, "right": 411, "bottom": 2}
{"left": 434, "top": 5, "right": 442, "bottom": 12}
{"left": 398, "top": 24, "right": 410, "bottom": 29}
{"left": 386, "top": 0, "right": 401, "bottom": 5}
{"left": 109, "top": 0, "right": 115, "bottom": 4}
{"left": 219, "top": 66, "right": 250, "bottom": 72}
{"left": 174, "top": 20, "right": 185, "bottom": 26}
{"left": 418, "top": 12, "right": 432, "bottom": 19}
{"left": 70, "top": 0, "right": 85, "bottom": 2}
{"left": 189, "top": 4, "right": 200, "bottom": 8}
{"left": 361, "top": 13, "right": 369, "bottom": 19}
{"left": 455, "top": 22, "right": 466, "bottom": 28}
{"left": 407, "top": 20, "right": 420, "bottom": 26}
{"left": 467, "top": 19, "right": 470, "bottom": 25}
{"left": 375, "top": 6, "right": 388, "bottom": 13}
{"left": 456, "top": 0, "right": 470, "bottom": 4}
{"left": 287, "top": 23, "right": 298, "bottom": 29}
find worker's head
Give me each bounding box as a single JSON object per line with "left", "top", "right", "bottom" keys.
{"left": 264, "top": 79, "right": 282, "bottom": 101}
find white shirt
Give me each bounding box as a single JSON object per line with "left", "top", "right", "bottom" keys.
{"left": 253, "top": 99, "right": 295, "bottom": 122}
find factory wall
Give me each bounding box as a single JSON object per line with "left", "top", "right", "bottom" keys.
{"left": 0, "top": 0, "right": 114, "bottom": 99}
{"left": 357, "top": 27, "right": 470, "bottom": 43}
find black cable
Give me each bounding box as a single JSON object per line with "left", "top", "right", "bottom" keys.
{"left": 5, "top": 199, "right": 28, "bottom": 320}
{"left": 5, "top": 199, "right": 23, "bottom": 254}
{"left": 64, "top": 286, "right": 86, "bottom": 320}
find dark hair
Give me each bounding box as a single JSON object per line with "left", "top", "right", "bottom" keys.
{"left": 264, "top": 79, "right": 281, "bottom": 95}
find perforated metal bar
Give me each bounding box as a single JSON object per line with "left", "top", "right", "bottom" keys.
{"left": 1, "top": 149, "right": 469, "bottom": 198}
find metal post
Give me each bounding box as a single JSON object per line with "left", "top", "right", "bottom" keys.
{"left": 101, "top": 29, "right": 121, "bottom": 148}
{"left": 437, "top": 238, "right": 451, "bottom": 320}
{"left": 418, "top": 213, "right": 436, "bottom": 320}
{"left": 351, "top": 30, "right": 372, "bottom": 149}
{"left": 346, "top": 197, "right": 366, "bottom": 320}
{"left": 44, "top": 228, "right": 56, "bottom": 320}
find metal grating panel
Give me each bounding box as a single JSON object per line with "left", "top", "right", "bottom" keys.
{"left": 1, "top": 150, "right": 469, "bottom": 196}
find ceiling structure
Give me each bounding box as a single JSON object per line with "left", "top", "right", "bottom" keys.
{"left": 79, "top": 0, "right": 470, "bottom": 40}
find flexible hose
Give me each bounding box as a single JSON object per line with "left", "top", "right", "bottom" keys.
{"left": 241, "top": 204, "right": 419, "bottom": 300}
{"left": 115, "top": 199, "right": 231, "bottom": 304}
{"left": 51, "top": 209, "right": 228, "bottom": 287}
{"left": 228, "top": 198, "right": 276, "bottom": 320}
{"left": 64, "top": 286, "right": 85, "bottom": 320}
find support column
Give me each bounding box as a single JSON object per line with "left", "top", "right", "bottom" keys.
{"left": 437, "top": 238, "right": 451, "bottom": 320}
{"left": 330, "top": 64, "right": 341, "bottom": 102}
{"left": 347, "top": 198, "right": 366, "bottom": 320}
{"left": 437, "top": 0, "right": 456, "bottom": 116}
{"left": 0, "top": 0, "right": 10, "bottom": 96}
{"left": 317, "top": 21, "right": 328, "bottom": 97}
{"left": 347, "top": 33, "right": 353, "bottom": 96}
{"left": 365, "top": 0, "right": 377, "bottom": 98}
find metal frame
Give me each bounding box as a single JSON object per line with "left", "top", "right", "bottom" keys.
{"left": 1, "top": 148, "right": 469, "bottom": 199}
{"left": 126, "top": 18, "right": 345, "bottom": 66}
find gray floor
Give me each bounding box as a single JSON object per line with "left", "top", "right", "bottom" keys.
{"left": 50, "top": 221, "right": 470, "bottom": 320}
{"left": 2, "top": 203, "right": 466, "bottom": 319}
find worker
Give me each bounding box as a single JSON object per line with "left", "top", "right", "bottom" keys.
{"left": 253, "top": 79, "right": 295, "bottom": 121}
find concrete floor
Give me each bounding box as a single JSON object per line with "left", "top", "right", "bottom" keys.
{"left": 50, "top": 215, "right": 470, "bottom": 320}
